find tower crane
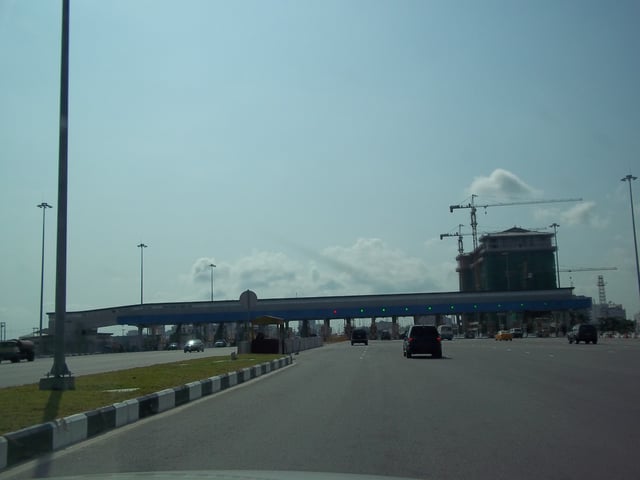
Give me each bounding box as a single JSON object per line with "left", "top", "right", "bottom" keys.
{"left": 439, "top": 224, "right": 469, "bottom": 255}
{"left": 558, "top": 267, "right": 617, "bottom": 291}
{"left": 449, "top": 195, "right": 583, "bottom": 251}
{"left": 558, "top": 267, "right": 618, "bottom": 273}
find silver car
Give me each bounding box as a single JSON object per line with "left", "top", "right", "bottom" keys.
{"left": 183, "top": 339, "right": 204, "bottom": 352}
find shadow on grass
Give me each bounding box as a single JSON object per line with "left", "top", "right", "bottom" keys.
{"left": 42, "top": 390, "right": 64, "bottom": 423}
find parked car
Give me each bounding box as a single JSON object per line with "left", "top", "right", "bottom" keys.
{"left": 509, "top": 328, "right": 523, "bottom": 338}
{"left": 495, "top": 330, "right": 513, "bottom": 341}
{"left": 403, "top": 325, "right": 442, "bottom": 358}
{"left": 568, "top": 324, "right": 598, "bottom": 344}
{"left": 214, "top": 339, "right": 228, "bottom": 347}
{"left": 464, "top": 330, "right": 476, "bottom": 339}
{"left": 165, "top": 342, "right": 179, "bottom": 350}
{"left": 351, "top": 328, "right": 368, "bottom": 346}
{"left": 184, "top": 339, "right": 205, "bottom": 352}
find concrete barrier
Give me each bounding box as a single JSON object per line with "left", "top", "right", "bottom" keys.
{"left": 114, "top": 399, "right": 139, "bottom": 428}
{"left": 186, "top": 381, "right": 202, "bottom": 402}
{"left": 0, "top": 437, "right": 7, "bottom": 470}
{"left": 51, "top": 413, "right": 87, "bottom": 451}
{"left": 156, "top": 388, "right": 176, "bottom": 413}
{"left": 0, "top": 356, "right": 292, "bottom": 471}
{"left": 284, "top": 336, "right": 323, "bottom": 354}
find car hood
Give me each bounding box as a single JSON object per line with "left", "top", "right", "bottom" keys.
{"left": 46, "top": 471, "right": 421, "bottom": 480}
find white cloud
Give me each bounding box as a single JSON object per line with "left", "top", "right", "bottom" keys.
{"left": 183, "top": 238, "right": 443, "bottom": 301}
{"left": 533, "top": 201, "right": 606, "bottom": 228}
{"left": 466, "top": 168, "right": 542, "bottom": 200}
{"left": 561, "top": 201, "right": 605, "bottom": 227}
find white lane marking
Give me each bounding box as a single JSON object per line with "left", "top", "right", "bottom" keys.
{"left": 360, "top": 346, "right": 368, "bottom": 360}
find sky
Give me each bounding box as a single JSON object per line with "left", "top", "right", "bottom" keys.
{"left": 1, "top": 0, "right": 639, "bottom": 338}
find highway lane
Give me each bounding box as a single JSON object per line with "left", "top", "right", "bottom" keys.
{"left": 0, "top": 347, "right": 236, "bottom": 388}
{"left": 3, "top": 338, "right": 640, "bottom": 479}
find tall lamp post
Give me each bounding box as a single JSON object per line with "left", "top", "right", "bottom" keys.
{"left": 209, "top": 263, "right": 216, "bottom": 302}
{"left": 40, "top": 0, "right": 72, "bottom": 390}
{"left": 549, "top": 223, "right": 561, "bottom": 288}
{"left": 137, "top": 243, "right": 147, "bottom": 304}
{"left": 37, "top": 202, "right": 53, "bottom": 337}
{"left": 621, "top": 175, "right": 640, "bottom": 321}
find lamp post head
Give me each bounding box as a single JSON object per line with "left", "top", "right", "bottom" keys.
{"left": 621, "top": 174, "right": 637, "bottom": 182}
{"left": 37, "top": 202, "right": 53, "bottom": 209}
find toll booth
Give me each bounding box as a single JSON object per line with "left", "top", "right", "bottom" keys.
{"left": 250, "top": 315, "right": 285, "bottom": 354}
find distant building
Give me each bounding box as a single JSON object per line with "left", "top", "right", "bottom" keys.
{"left": 457, "top": 227, "right": 557, "bottom": 292}
{"left": 592, "top": 303, "right": 626, "bottom": 321}
{"left": 455, "top": 227, "right": 562, "bottom": 335}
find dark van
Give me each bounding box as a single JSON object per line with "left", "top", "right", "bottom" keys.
{"left": 568, "top": 324, "right": 598, "bottom": 344}
{"left": 351, "top": 329, "right": 368, "bottom": 346}
{"left": 403, "top": 325, "right": 442, "bottom": 358}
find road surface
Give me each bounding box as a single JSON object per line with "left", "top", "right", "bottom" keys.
{"left": 0, "top": 347, "right": 236, "bottom": 388}
{"left": 2, "top": 338, "right": 639, "bottom": 479}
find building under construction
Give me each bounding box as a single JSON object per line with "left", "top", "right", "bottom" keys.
{"left": 457, "top": 227, "right": 557, "bottom": 292}
{"left": 456, "top": 227, "right": 565, "bottom": 335}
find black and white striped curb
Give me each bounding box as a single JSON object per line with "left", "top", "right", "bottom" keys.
{"left": 0, "top": 356, "right": 292, "bottom": 470}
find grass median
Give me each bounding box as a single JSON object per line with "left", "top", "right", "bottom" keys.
{"left": 0, "top": 353, "right": 283, "bottom": 436}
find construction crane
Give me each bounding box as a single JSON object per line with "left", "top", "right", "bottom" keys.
{"left": 558, "top": 267, "right": 617, "bottom": 290}
{"left": 449, "top": 195, "right": 583, "bottom": 251}
{"left": 558, "top": 267, "right": 618, "bottom": 273}
{"left": 439, "top": 224, "right": 469, "bottom": 255}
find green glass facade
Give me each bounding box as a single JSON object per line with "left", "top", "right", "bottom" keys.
{"left": 457, "top": 227, "right": 557, "bottom": 292}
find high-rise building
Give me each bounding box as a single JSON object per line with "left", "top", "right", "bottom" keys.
{"left": 457, "top": 227, "right": 557, "bottom": 292}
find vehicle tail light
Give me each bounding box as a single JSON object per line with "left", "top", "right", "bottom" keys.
{"left": 408, "top": 337, "right": 414, "bottom": 343}
{"left": 437, "top": 336, "right": 441, "bottom": 342}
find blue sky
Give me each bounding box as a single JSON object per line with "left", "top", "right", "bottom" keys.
{"left": 1, "top": 0, "right": 639, "bottom": 338}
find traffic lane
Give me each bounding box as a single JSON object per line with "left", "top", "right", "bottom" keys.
{"left": 4, "top": 342, "right": 419, "bottom": 478}
{"left": 0, "top": 347, "right": 237, "bottom": 388}
{"left": 428, "top": 338, "right": 640, "bottom": 478}
{"left": 3, "top": 340, "right": 639, "bottom": 479}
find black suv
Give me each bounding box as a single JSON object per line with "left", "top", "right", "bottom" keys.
{"left": 351, "top": 328, "right": 368, "bottom": 346}
{"left": 403, "top": 325, "right": 442, "bottom": 358}
{"left": 568, "top": 324, "right": 598, "bottom": 344}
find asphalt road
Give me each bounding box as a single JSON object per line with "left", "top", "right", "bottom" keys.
{"left": 3, "top": 338, "right": 640, "bottom": 480}
{"left": 0, "top": 347, "right": 236, "bottom": 388}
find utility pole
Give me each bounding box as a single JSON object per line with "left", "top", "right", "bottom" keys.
{"left": 40, "top": 0, "right": 73, "bottom": 390}
{"left": 549, "top": 223, "right": 560, "bottom": 288}
{"left": 621, "top": 174, "right": 640, "bottom": 318}
{"left": 138, "top": 243, "right": 147, "bottom": 304}
{"left": 209, "top": 263, "right": 216, "bottom": 301}
{"left": 37, "top": 202, "right": 53, "bottom": 337}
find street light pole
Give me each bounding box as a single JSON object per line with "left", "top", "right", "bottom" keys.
{"left": 621, "top": 175, "right": 640, "bottom": 314}
{"left": 40, "top": 0, "right": 73, "bottom": 390}
{"left": 549, "top": 223, "right": 561, "bottom": 288}
{"left": 138, "top": 243, "right": 147, "bottom": 304}
{"left": 37, "top": 202, "right": 52, "bottom": 337}
{"left": 209, "top": 263, "right": 216, "bottom": 302}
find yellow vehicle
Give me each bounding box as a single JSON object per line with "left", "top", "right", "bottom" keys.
{"left": 495, "top": 330, "right": 513, "bottom": 341}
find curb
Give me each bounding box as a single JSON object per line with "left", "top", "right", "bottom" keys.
{"left": 0, "top": 356, "right": 292, "bottom": 471}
